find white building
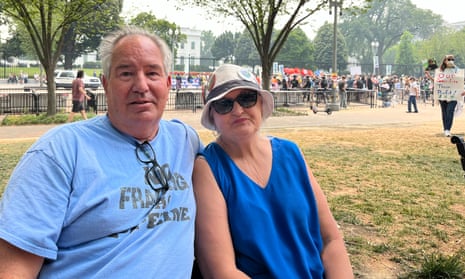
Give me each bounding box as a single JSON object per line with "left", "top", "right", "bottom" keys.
{"left": 176, "top": 27, "right": 202, "bottom": 73}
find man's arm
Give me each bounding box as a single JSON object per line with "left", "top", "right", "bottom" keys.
{"left": 79, "top": 85, "right": 91, "bottom": 100}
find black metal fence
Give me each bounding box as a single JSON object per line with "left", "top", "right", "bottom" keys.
{"left": 0, "top": 88, "right": 205, "bottom": 115}
{"left": 0, "top": 87, "right": 389, "bottom": 115}
{"left": 1, "top": 84, "right": 436, "bottom": 116}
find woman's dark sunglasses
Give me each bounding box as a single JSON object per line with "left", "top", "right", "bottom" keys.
{"left": 211, "top": 91, "right": 258, "bottom": 114}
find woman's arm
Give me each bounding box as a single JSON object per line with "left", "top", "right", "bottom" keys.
{"left": 193, "top": 157, "right": 250, "bottom": 279}
{"left": 0, "top": 239, "right": 44, "bottom": 279}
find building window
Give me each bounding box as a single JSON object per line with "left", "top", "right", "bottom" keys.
{"left": 191, "top": 41, "right": 195, "bottom": 50}
{"left": 181, "top": 43, "right": 185, "bottom": 49}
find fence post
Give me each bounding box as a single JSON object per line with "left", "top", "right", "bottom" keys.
{"left": 31, "top": 90, "right": 40, "bottom": 116}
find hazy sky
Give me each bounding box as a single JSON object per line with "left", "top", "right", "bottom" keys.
{"left": 121, "top": 0, "right": 465, "bottom": 38}
{"left": 0, "top": 0, "right": 461, "bottom": 41}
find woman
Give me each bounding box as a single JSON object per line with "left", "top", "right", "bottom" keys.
{"left": 193, "top": 64, "right": 353, "bottom": 278}
{"left": 405, "top": 76, "right": 419, "bottom": 113}
{"left": 435, "top": 55, "right": 465, "bottom": 137}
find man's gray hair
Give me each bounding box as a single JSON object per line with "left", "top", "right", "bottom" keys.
{"left": 99, "top": 26, "right": 172, "bottom": 78}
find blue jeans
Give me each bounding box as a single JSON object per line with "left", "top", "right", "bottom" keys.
{"left": 407, "top": 95, "right": 418, "bottom": 112}
{"left": 439, "top": 100, "right": 457, "bottom": 131}
{"left": 339, "top": 91, "right": 347, "bottom": 108}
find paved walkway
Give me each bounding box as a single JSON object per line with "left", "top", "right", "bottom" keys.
{"left": 0, "top": 103, "right": 443, "bottom": 140}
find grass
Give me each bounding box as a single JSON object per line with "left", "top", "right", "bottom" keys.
{"left": 1, "top": 117, "right": 465, "bottom": 278}
{"left": 1, "top": 113, "right": 96, "bottom": 125}
{"left": 1, "top": 66, "right": 100, "bottom": 80}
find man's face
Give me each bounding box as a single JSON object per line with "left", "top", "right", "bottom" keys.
{"left": 103, "top": 35, "right": 171, "bottom": 139}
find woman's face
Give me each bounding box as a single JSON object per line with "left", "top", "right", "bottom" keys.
{"left": 212, "top": 89, "right": 263, "bottom": 137}
{"left": 444, "top": 56, "right": 455, "bottom": 68}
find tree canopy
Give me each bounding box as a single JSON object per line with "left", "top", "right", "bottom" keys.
{"left": 313, "top": 23, "right": 347, "bottom": 72}
{"left": 1, "top": 0, "right": 108, "bottom": 115}
{"left": 179, "top": 0, "right": 370, "bottom": 90}
{"left": 129, "top": 11, "right": 187, "bottom": 56}
{"left": 275, "top": 27, "right": 314, "bottom": 69}
{"left": 339, "top": 0, "right": 443, "bottom": 70}
{"left": 61, "top": 0, "right": 123, "bottom": 69}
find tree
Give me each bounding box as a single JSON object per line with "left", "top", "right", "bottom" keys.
{"left": 61, "top": 0, "right": 123, "bottom": 69}
{"left": 313, "top": 23, "right": 348, "bottom": 73}
{"left": 276, "top": 27, "right": 314, "bottom": 69}
{"left": 1, "top": 32, "right": 22, "bottom": 59}
{"left": 211, "top": 31, "right": 237, "bottom": 61}
{"left": 129, "top": 12, "right": 186, "bottom": 61}
{"left": 180, "top": 0, "right": 370, "bottom": 90}
{"left": 339, "top": 0, "right": 443, "bottom": 75}
{"left": 234, "top": 30, "right": 260, "bottom": 66}
{"left": 199, "top": 30, "right": 216, "bottom": 70}
{"left": 233, "top": 27, "right": 314, "bottom": 69}
{"left": 200, "top": 31, "right": 214, "bottom": 60}
{"left": 395, "top": 31, "right": 417, "bottom": 76}
{"left": 415, "top": 28, "right": 465, "bottom": 70}
{"left": 1, "top": 0, "right": 107, "bottom": 116}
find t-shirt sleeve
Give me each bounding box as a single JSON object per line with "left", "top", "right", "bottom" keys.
{"left": 0, "top": 149, "right": 70, "bottom": 260}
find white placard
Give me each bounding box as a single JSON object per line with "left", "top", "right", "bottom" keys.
{"left": 434, "top": 68, "right": 464, "bottom": 101}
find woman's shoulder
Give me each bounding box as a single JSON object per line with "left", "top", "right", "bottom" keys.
{"left": 269, "top": 136, "right": 300, "bottom": 150}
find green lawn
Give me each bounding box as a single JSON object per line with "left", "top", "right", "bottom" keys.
{"left": 1, "top": 121, "right": 465, "bottom": 278}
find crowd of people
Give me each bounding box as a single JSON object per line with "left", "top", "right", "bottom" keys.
{"left": 269, "top": 72, "right": 426, "bottom": 109}
{"left": 7, "top": 71, "right": 29, "bottom": 84}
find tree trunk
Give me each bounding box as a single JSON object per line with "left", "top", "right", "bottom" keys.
{"left": 261, "top": 61, "right": 272, "bottom": 91}
{"left": 45, "top": 67, "right": 57, "bottom": 116}
{"left": 64, "top": 52, "right": 74, "bottom": 70}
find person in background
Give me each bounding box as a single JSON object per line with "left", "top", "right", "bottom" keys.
{"left": 354, "top": 75, "right": 364, "bottom": 89}
{"left": 270, "top": 75, "right": 279, "bottom": 90}
{"left": 193, "top": 64, "right": 353, "bottom": 278}
{"left": 175, "top": 73, "right": 183, "bottom": 91}
{"left": 282, "top": 73, "right": 289, "bottom": 90}
{"left": 424, "top": 58, "right": 438, "bottom": 103}
{"left": 338, "top": 75, "right": 348, "bottom": 109}
{"left": 424, "top": 58, "right": 438, "bottom": 81}
{"left": 0, "top": 26, "right": 203, "bottom": 278}
{"left": 68, "top": 69, "right": 91, "bottom": 122}
{"left": 346, "top": 75, "right": 354, "bottom": 89}
{"left": 434, "top": 55, "right": 465, "bottom": 137}
{"left": 290, "top": 74, "right": 300, "bottom": 88}
{"left": 406, "top": 76, "right": 419, "bottom": 113}
{"left": 302, "top": 75, "right": 313, "bottom": 102}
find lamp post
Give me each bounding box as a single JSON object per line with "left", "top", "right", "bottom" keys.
{"left": 2, "top": 50, "right": 5, "bottom": 81}
{"left": 0, "top": 51, "right": 3, "bottom": 80}
{"left": 188, "top": 53, "right": 191, "bottom": 76}
{"left": 328, "top": 0, "right": 343, "bottom": 112}
{"left": 371, "top": 40, "right": 379, "bottom": 76}
{"left": 0, "top": 37, "right": 5, "bottom": 80}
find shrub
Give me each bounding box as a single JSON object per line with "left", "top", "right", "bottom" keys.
{"left": 404, "top": 252, "right": 465, "bottom": 279}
